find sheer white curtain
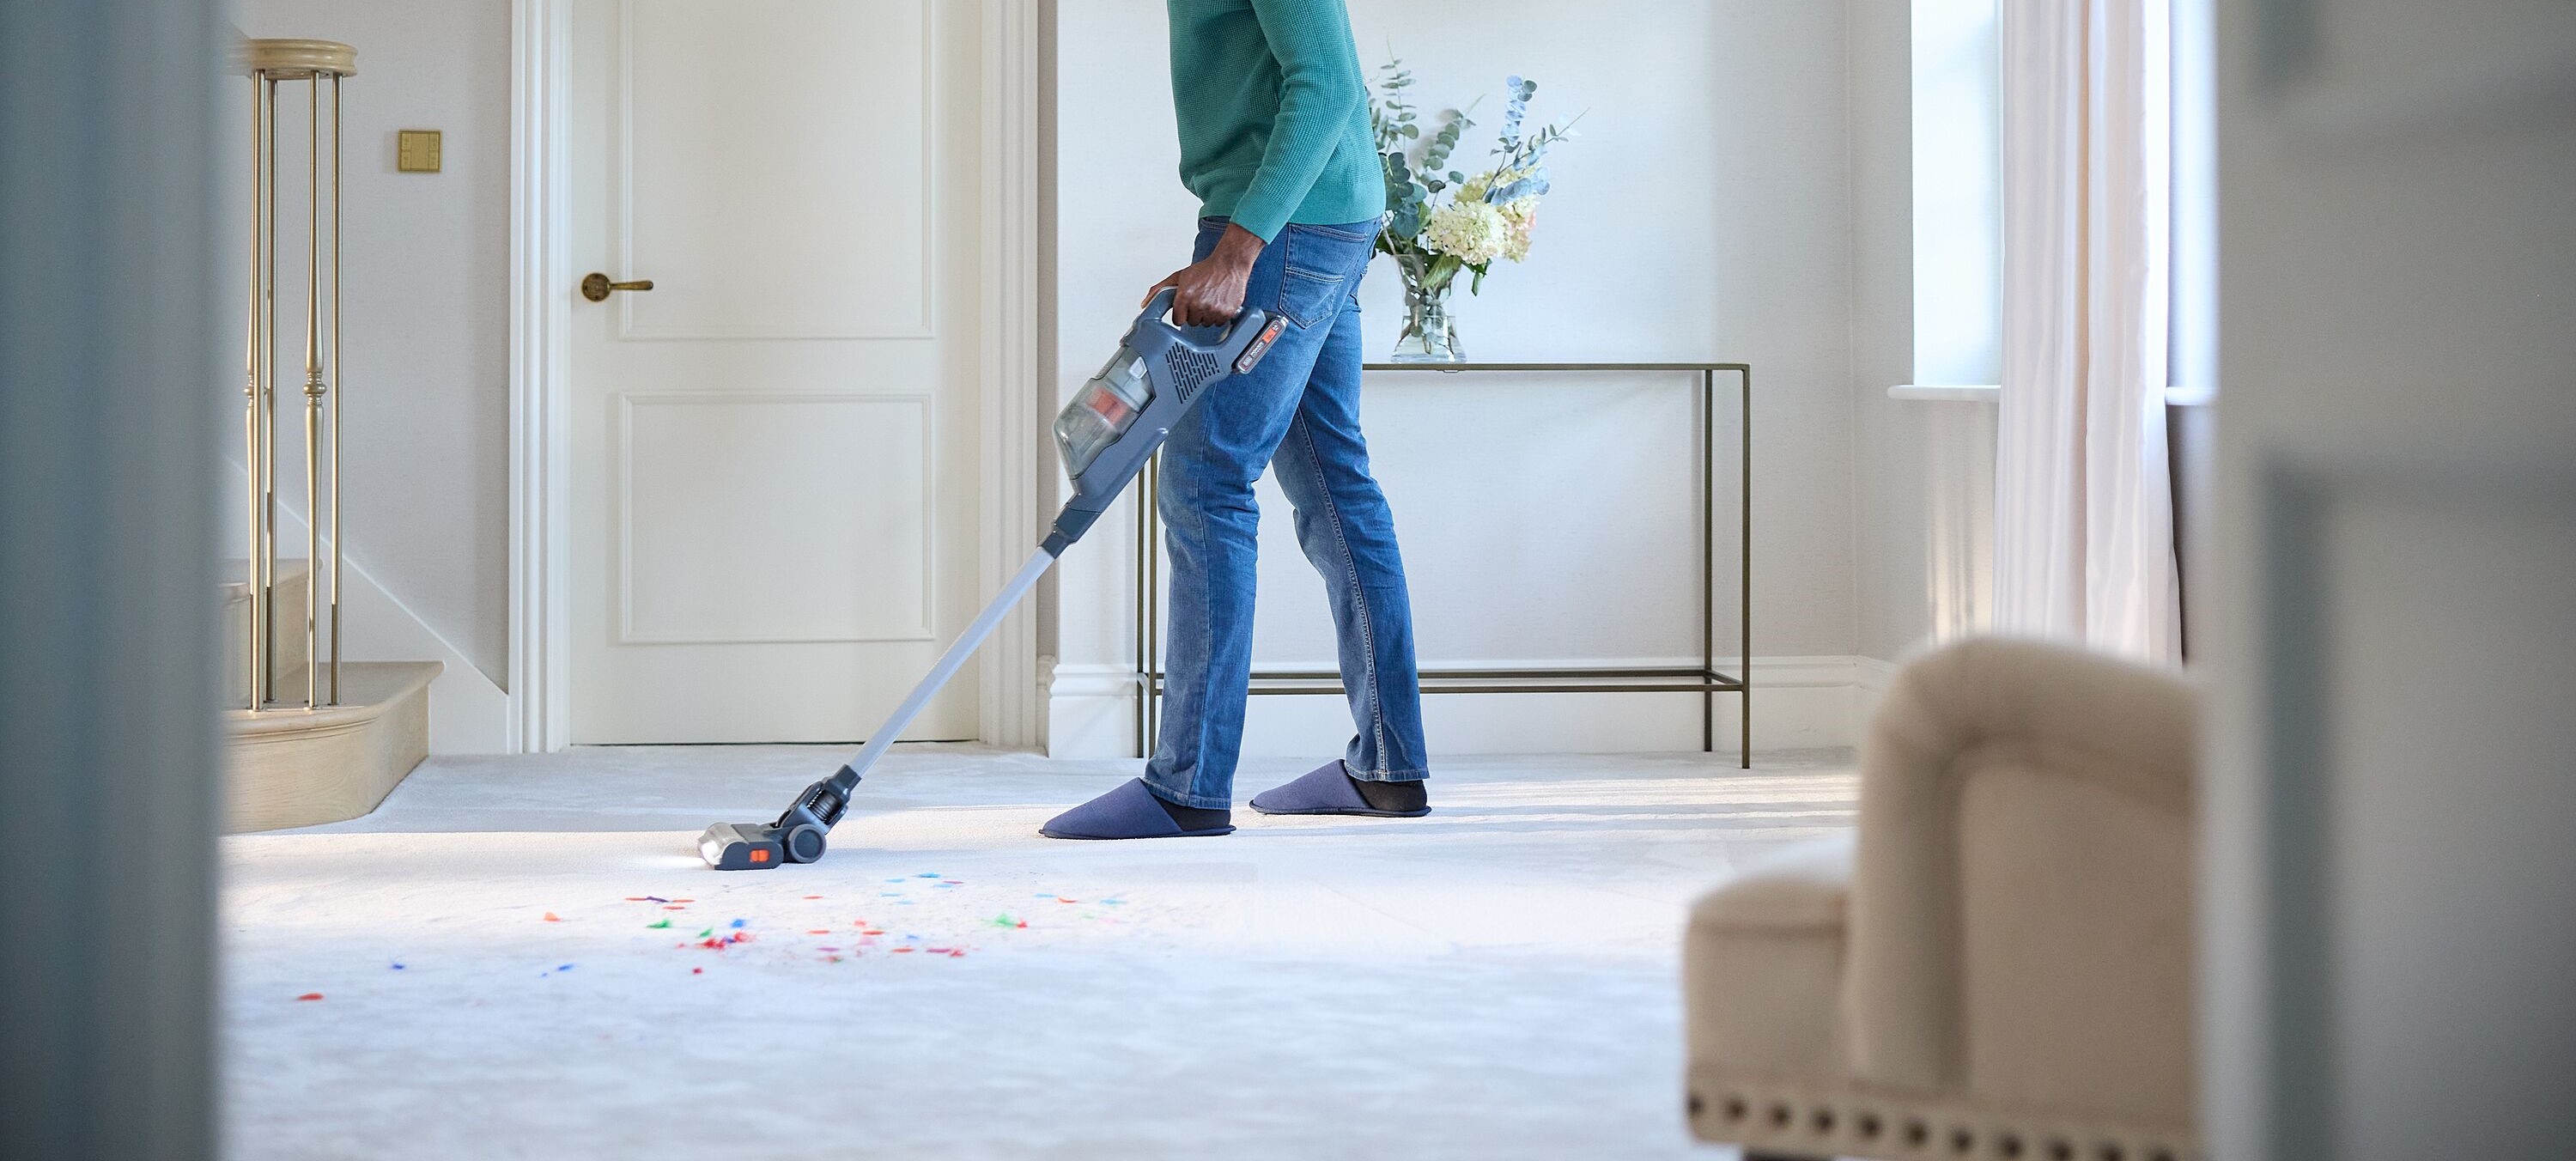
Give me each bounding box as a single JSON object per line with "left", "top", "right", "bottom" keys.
{"left": 1992, "top": 0, "right": 2181, "bottom": 664}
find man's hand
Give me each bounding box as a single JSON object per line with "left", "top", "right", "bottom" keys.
{"left": 1145, "top": 223, "right": 1266, "bottom": 328}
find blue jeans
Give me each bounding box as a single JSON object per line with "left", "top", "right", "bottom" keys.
{"left": 1143, "top": 217, "right": 1430, "bottom": 809}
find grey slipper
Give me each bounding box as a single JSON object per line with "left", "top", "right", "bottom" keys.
{"left": 1249, "top": 762, "right": 1431, "bottom": 818}
{"left": 1039, "top": 777, "right": 1235, "bottom": 840}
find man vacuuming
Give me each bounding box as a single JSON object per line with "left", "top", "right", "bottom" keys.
{"left": 1039, "top": 0, "right": 1429, "bottom": 839}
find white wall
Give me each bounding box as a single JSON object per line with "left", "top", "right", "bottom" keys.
{"left": 1052, "top": 0, "right": 1869, "bottom": 757}
{"left": 231, "top": 0, "right": 513, "bottom": 688}
{"left": 1848, "top": 0, "right": 1925, "bottom": 666}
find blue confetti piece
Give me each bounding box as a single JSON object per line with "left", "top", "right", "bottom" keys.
{"left": 915, "top": 872, "right": 940, "bottom": 878}
{"left": 1035, "top": 892, "right": 1055, "bottom": 898}
{"left": 389, "top": 963, "right": 406, "bottom": 970}
{"left": 729, "top": 918, "right": 747, "bottom": 929}
{"left": 557, "top": 964, "right": 574, "bottom": 972}
{"left": 880, "top": 891, "right": 901, "bottom": 897}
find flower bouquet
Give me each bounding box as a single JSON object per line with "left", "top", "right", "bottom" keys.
{"left": 1371, "top": 61, "right": 1579, "bottom": 362}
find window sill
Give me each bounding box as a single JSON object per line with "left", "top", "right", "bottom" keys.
{"left": 1887, "top": 384, "right": 1999, "bottom": 402}
{"left": 1888, "top": 384, "right": 2217, "bottom": 404}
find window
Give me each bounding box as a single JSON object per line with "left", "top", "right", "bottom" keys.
{"left": 1911, "top": 0, "right": 2003, "bottom": 389}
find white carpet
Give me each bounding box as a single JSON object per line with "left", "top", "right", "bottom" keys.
{"left": 223, "top": 746, "right": 1856, "bottom": 1159}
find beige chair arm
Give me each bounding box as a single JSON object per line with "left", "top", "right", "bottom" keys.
{"left": 1843, "top": 637, "right": 2197, "bottom": 1103}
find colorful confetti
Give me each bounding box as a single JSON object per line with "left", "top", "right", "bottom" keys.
{"left": 297, "top": 993, "right": 324, "bottom": 1001}
{"left": 543, "top": 912, "right": 562, "bottom": 922}
{"left": 647, "top": 918, "right": 671, "bottom": 929}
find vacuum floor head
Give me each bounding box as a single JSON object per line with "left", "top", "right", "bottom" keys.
{"left": 700, "top": 768, "right": 857, "bottom": 870}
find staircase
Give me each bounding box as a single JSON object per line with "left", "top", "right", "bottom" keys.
{"left": 222, "top": 559, "right": 437, "bottom": 832}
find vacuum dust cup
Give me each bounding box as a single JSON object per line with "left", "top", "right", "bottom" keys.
{"left": 1056, "top": 343, "right": 1154, "bottom": 482}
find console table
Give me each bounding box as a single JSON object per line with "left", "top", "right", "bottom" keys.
{"left": 1133, "top": 361, "right": 1753, "bottom": 768}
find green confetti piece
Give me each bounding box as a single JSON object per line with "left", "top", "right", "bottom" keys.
{"left": 991, "top": 914, "right": 1015, "bottom": 927}
{"left": 647, "top": 918, "right": 671, "bottom": 929}
{"left": 696, "top": 928, "right": 714, "bottom": 939}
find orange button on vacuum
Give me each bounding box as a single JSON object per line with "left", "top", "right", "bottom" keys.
{"left": 750, "top": 848, "right": 770, "bottom": 863}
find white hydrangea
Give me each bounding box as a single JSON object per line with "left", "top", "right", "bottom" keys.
{"left": 1424, "top": 199, "right": 1510, "bottom": 264}
{"left": 1498, "top": 196, "right": 1539, "bottom": 262}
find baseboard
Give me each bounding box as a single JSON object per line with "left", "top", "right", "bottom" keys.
{"left": 337, "top": 556, "right": 510, "bottom": 754}
{"left": 1046, "top": 655, "right": 1876, "bottom": 760}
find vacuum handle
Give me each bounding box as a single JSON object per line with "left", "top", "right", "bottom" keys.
{"left": 1137, "top": 286, "right": 1271, "bottom": 362}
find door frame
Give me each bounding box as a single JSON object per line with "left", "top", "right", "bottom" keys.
{"left": 507, "top": 0, "right": 1048, "bottom": 752}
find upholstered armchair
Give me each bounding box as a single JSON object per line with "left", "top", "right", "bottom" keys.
{"left": 1682, "top": 638, "right": 2198, "bottom": 1161}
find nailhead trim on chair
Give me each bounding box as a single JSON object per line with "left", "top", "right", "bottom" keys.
{"left": 1686, "top": 1077, "right": 2198, "bottom": 1161}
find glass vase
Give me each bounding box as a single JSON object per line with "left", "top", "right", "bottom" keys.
{"left": 1390, "top": 279, "right": 1465, "bottom": 363}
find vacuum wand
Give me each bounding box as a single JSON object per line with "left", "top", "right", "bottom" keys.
{"left": 844, "top": 545, "right": 1055, "bottom": 786}
{"left": 699, "top": 289, "right": 1287, "bottom": 870}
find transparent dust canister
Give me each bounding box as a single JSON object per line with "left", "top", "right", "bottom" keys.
{"left": 1055, "top": 343, "right": 1153, "bottom": 481}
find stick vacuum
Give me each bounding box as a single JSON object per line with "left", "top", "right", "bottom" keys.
{"left": 698, "top": 289, "right": 1285, "bottom": 870}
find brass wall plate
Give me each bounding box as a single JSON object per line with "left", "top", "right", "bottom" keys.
{"left": 397, "top": 130, "right": 441, "bottom": 173}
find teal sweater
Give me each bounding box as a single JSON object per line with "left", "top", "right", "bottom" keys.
{"left": 1166, "top": 0, "right": 1384, "bottom": 242}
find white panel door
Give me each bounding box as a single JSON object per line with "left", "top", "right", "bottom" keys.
{"left": 568, "top": 0, "right": 981, "bottom": 743}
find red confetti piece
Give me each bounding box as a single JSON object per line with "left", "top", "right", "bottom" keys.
{"left": 807, "top": 929, "right": 830, "bottom": 935}
{"left": 817, "top": 945, "right": 840, "bottom": 951}
{"left": 543, "top": 913, "right": 562, "bottom": 922}
{"left": 1056, "top": 897, "right": 1077, "bottom": 904}
{"left": 891, "top": 946, "right": 914, "bottom": 953}
{"left": 624, "top": 897, "right": 648, "bottom": 901}
{"left": 802, "top": 895, "right": 822, "bottom": 900}
{"left": 1017, "top": 921, "right": 1029, "bottom": 928}
{"left": 662, "top": 905, "right": 687, "bottom": 910}
{"left": 691, "top": 967, "right": 703, "bottom": 975}
{"left": 296, "top": 993, "right": 324, "bottom": 1001}
{"left": 671, "top": 898, "right": 695, "bottom": 903}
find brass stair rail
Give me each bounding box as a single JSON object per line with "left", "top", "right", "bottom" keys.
{"left": 237, "top": 38, "right": 355, "bottom": 710}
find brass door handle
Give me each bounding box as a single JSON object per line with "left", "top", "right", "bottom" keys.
{"left": 580, "top": 272, "right": 654, "bottom": 301}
